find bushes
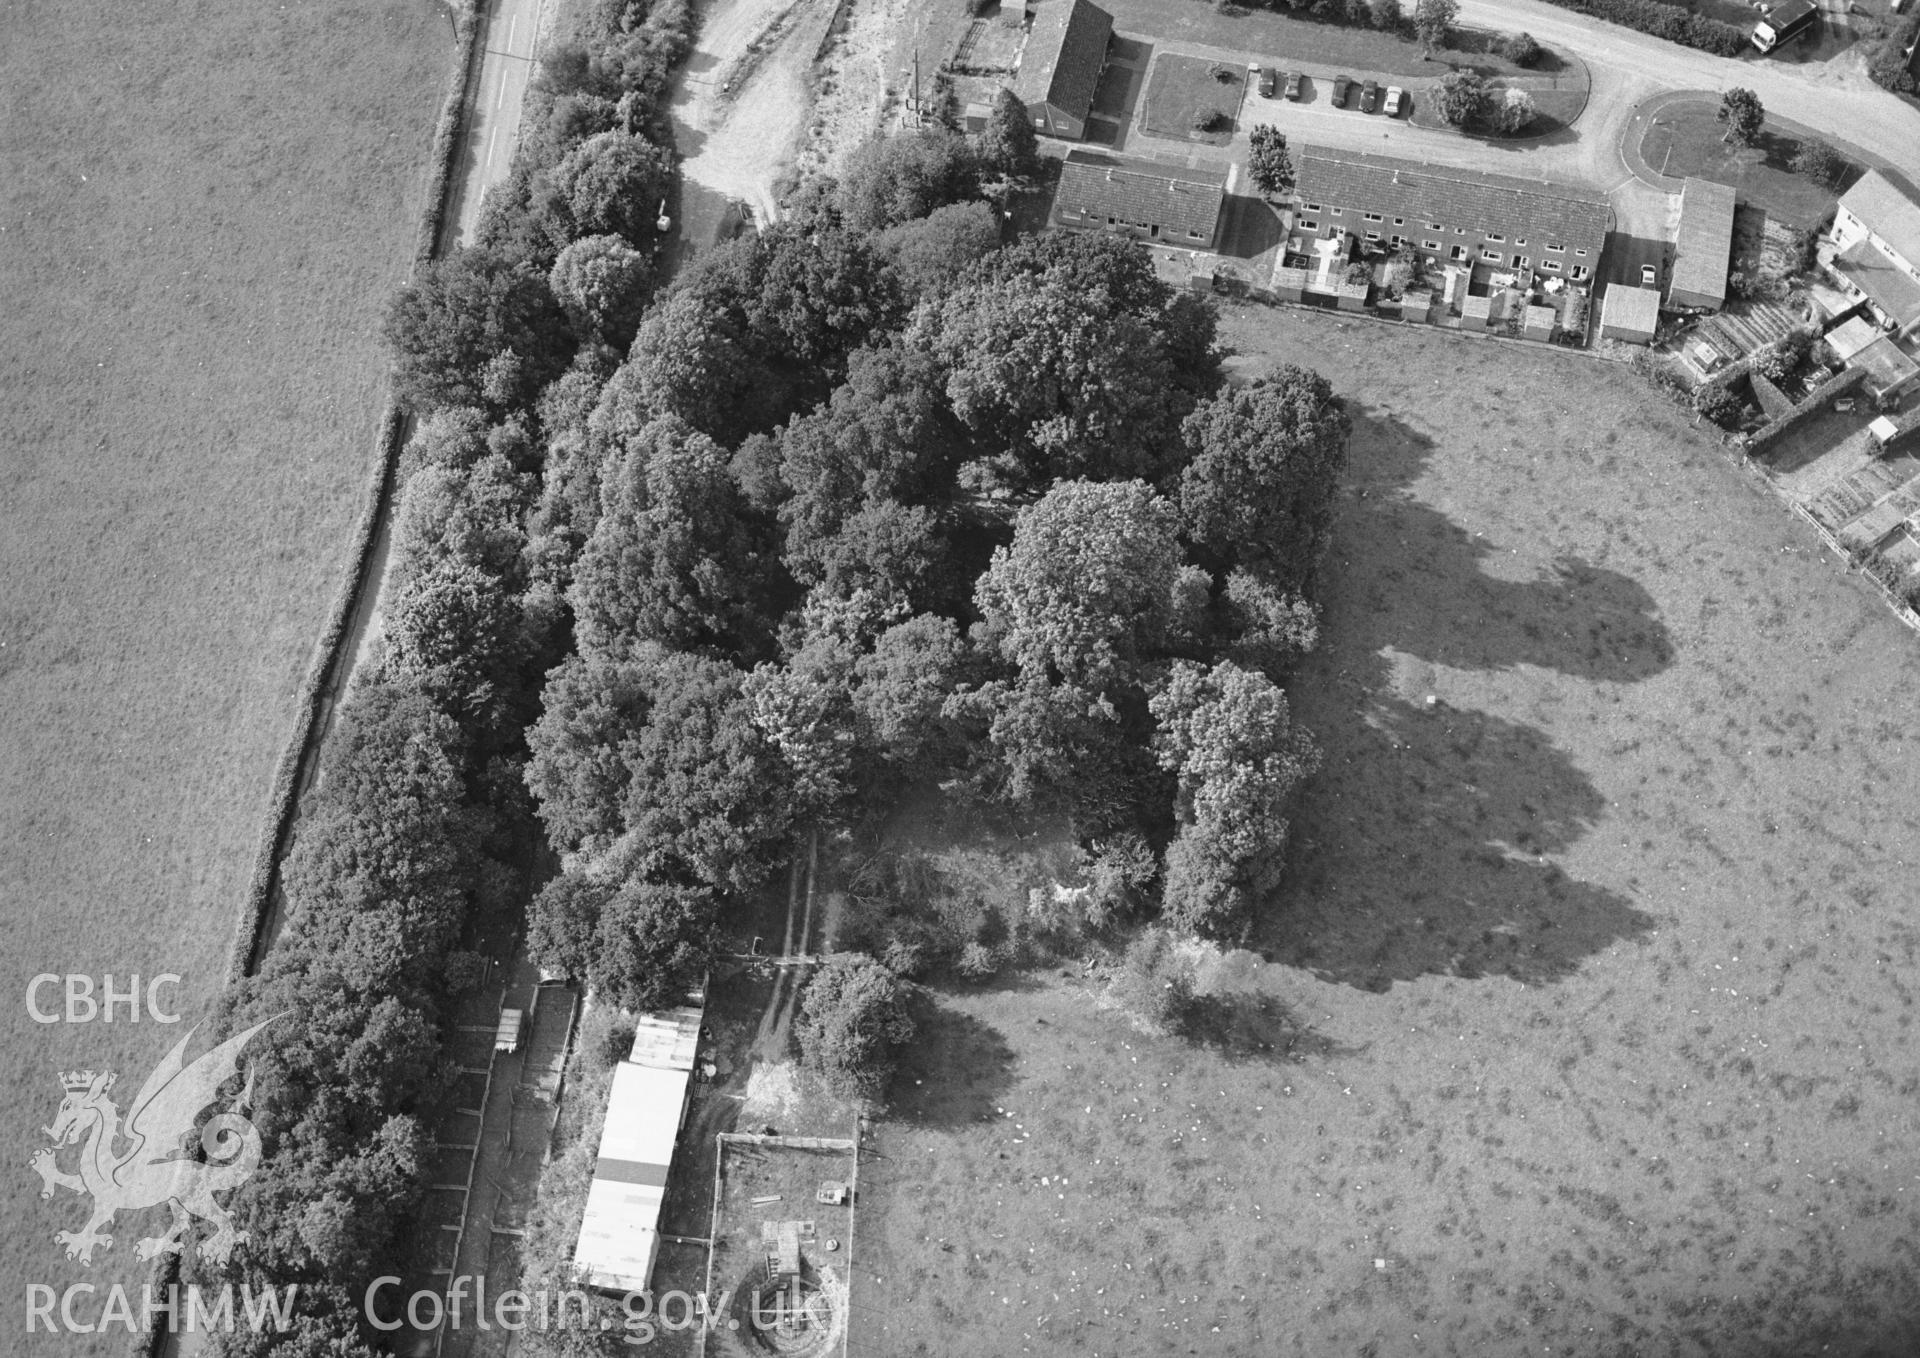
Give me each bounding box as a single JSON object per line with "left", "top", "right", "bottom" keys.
{"left": 1531, "top": 0, "right": 1746, "bottom": 55}
{"left": 1792, "top": 138, "right": 1849, "bottom": 191}
{"left": 1108, "top": 928, "right": 1195, "bottom": 1032}
{"left": 1692, "top": 380, "right": 1747, "bottom": 429}
{"left": 1499, "top": 30, "right": 1541, "bottom": 65}
{"left": 1868, "top": 14, "right": 1920, "bottom": 93}
{"left": 1433, "top": 70, "right": 1490, "bottom": 126}
{"left": 796, "top": 953, "right": 918, "bottom": 1102}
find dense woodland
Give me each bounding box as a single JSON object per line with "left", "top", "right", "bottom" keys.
{"left": 194, "top": 0, "right": 1347, "bottom": 1348}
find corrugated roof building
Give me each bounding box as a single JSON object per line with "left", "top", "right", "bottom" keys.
{"left": 1053, "top": 156, "right": 1225, "bottom": 248}
{"left": 573, "top": 1003, "right": 705, "bottom": 1295}
{"left": 1292, "top": 144, "right": 1610, "bottom": 284}
{"left": 1013, "top": 0, "right": 1112, "bottom": 140}
{"left": 1669, "top": 178, "right": 1735, "bottom": 311}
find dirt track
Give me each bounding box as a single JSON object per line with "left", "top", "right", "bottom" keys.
{"left": 669, "top": 0, "right": 823, "bottom": 249}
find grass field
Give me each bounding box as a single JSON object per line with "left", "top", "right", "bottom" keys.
{"left": 1142, "top": 54, "right": 1249, "bottom": 144}
{"left": 855, "top": 310, "right": 1920, "bottom": 1356}
{"left": 1638, "top": 99, "right": 1845, "bottom": 229}
{"left": 0, "top": 1, "right": 448, "bottom": 1347}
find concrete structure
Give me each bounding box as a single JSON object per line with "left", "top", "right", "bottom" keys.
{"left": 1669, "top": 177, "right": 1736, "bottom": 311}
{"left": 1825, "top": 314, "right": 1883, "bottom": 363}
{"left": 1852, "top": 335, "right": 1920, "bottom": 401}
{"left": 1829, "top": 171, "right": 1920, "bottom": 337}
{"left": 1524, "top": 303, "right": 1558, "bottom": 341}
{"left": 1292, "top": 144, "right": 1610, "bottom": 284}
{"left": 1013, "top": 0, "right": 1112, "bottom": 140}
{"left": 1053, "top": 154, "right": 1225, "bottom": 247}
{"left": 573, "top": 1003, "right": 705, "bottom": 1294}
{"left": 1460, "top": 292, "right": 1493, "bottom": 331}
{"left": 1601, "top": 284, "right": 1662, "bottom": 343}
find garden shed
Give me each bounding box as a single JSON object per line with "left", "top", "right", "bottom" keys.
{"left": 1601, "top": 284, "right": 1661, "bottom": 344}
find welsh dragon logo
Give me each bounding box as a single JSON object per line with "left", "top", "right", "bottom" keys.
{"left": 29, "top": 1017, "right": 277, "bottom": 1268}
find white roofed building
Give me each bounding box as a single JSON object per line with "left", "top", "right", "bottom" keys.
{"left": 573, "top": 1003, "right": 704, "bottom": 1295}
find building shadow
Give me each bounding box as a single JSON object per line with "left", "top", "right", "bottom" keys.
{"left": 1256, "top": 408, "right": 1667, "bottom": 988}
{"left": 1217, "top": 192, "right": 1284, "bottom": 259}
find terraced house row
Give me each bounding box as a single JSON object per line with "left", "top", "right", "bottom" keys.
{"left": 1291, "top": 145, "right": 1612, "bottom": 283}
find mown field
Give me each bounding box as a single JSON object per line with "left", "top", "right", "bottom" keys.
{"left": 856, "top": 312, "right": 1920, "bottom": 1356}
{"left": 0, "top": 1, "right": 448, "bottom": 1346}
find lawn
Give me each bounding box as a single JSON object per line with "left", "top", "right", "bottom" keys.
{"left": 855, "top": 311, "right": 1920, "bottom": 1356}
{"left": 1142, "top": 53, "right": 1250, "bottom": 144}
{"left": 0, "top": 1, "right": 448, "bottom": 1347}
{"left": 1637, "top": 98, "right": 1846, "bottom": 229}
{"left": 1101, "top": 0, "right": 1560, "bottom": 81}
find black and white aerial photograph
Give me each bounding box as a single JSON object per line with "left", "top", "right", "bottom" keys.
{"left": 5, "top": 0, "right": 1920, "bottom": 1352}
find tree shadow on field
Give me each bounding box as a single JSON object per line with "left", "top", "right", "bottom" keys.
{"left": 1259, "top": 410, "right": 1665, "bottom": 990}
{"left": 887, "top": 1000, "right": 1016, "bottom": 1130}
{"left": 1184, "top": 989, "right": 1360, "bottom": 1064}
{"left": 1338, "top": 411, "right": 1673, "bottom": 682}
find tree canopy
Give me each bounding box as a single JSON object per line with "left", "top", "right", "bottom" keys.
{"left": 796, "top": 953, "right": 917, "bottom": 1102}
{"left": 383, "top": 249, "right": 573, "bottom": 415}
{"left": 1718, "top": 88, "right": 1764, "bottom": 146}
{"left": 1177, "top": 365, "right": 1351, "bottom": 592}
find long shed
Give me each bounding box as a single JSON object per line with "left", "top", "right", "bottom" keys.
{"left": 1669, "top": 178, "right": 1735, "bottom": 311}
{"left": 573, "top": 1003, "right": 705, "bottom": 1294}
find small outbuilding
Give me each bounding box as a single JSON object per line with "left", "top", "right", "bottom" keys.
{"left": 1460, "top": 292, "right": 1493, "bottom": 332}
{"left": 1600, "top": 283, "right": 1661, "bottom": 344}
{"left": 1523, "top": 303, "right": 1558, "bottom": 341}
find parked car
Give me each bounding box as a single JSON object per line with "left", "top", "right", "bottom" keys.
{"left": 1640, "top": 262, "right": 1659, "bottom": 287}
{"left": 1360, "top": 80, "right": 1382, "bottom": 113}
{"left": 1285, "top": 70, "right": 1304, "bottom": 100}
{"left": 1257, "top": 66, "right": 1276, "bottom": 97}
{"left": 1331, "top": 73, "right": 1352, "bottom": 106}
{"left": 1383, "top": 85, "right": 1405, "bottom": 117}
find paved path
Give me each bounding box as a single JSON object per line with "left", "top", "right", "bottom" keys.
{"left": 447, "top": 0, "right": 548, "bottom": 247}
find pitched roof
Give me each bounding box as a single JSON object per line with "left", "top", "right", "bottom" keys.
{"left": 1671, "top": 177, "right": 1735, "bottom": 306}
{"left": 1602, "top": 283, "right": 1661, "bottom": 335}
{"left": 1840, "top": 170, "right": 1920, "bottom": 266}
{"left": 1014, "top": 0, "right": 1113, "bottom": 120}
{"left": 1835, "top": 238, "right": 1920, "bottom": 330}
{"left": 1293, "top": 144, "right": 1609, "bottom": 256}
{"left": 1055, "top": 158, "right": 1224, "bottom": 239}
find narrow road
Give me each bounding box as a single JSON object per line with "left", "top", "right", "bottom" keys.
{"left": 447, "top": 0, "right": 549, "bottom": 247}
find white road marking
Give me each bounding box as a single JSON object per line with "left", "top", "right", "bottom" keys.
{"left": 496, "top": 75, "right": 507, "bottom": 110}
{"left": 507, "top": 17, "right": 517, "bottom": 47}
{"left": 487, "top": 127, "right": 499, "bottom": 165}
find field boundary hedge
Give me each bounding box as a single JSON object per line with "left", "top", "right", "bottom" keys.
{"left": 226, "top": 4, "right": 482, "bottom": 996}
{"left": 155, "top": 15, "right": 489, "bottom": 1356}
